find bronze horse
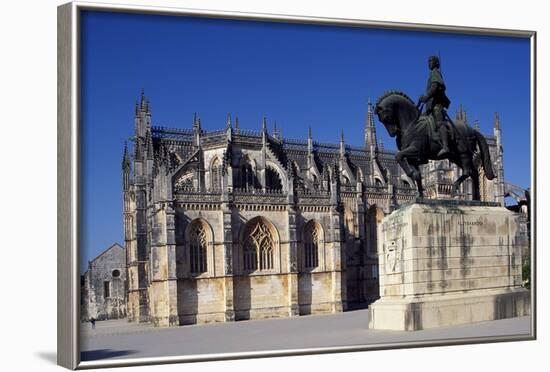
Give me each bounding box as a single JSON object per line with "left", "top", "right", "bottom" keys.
{"left": 375, "top": 91, "right": 495, "bottom": 200}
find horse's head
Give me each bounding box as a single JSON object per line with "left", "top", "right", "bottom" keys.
{"left": 375, "top": 100, "right": 399, "bottom": 137}
{"left": 375, "top": 91, "right": 418, "bottom": 137}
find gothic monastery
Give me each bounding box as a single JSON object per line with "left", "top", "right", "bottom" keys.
{"left": 122, "top": 92, "right": 506, "bottom": 327}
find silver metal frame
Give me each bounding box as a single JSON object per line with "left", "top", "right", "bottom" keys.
{"left": 57, "top": 1, "right": 537, "bottom": 369}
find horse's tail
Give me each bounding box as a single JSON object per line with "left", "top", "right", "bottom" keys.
{"left": 475, "top": 130, "right": 495, "bottom": 180}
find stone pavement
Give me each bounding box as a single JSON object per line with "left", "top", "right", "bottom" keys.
{"left": 80, "top": 309, "right": 531, "bottom": 362}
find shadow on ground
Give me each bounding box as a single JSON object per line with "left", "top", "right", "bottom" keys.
{"left": 81, "top": 349, "right": 138, "bottom": 361}
{"left": 35, "top": 351, "right": 57, "bottom": 365}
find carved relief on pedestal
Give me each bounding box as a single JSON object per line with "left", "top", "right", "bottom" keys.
{"left": 384, "top": 239, "right": 402, "bottom": 274}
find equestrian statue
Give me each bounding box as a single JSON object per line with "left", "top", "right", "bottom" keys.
{"left": 374, "top": 55, "right": 495, "bottom": 201}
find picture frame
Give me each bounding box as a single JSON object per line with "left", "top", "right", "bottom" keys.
{"left": 57, "top": 1, "right": 536, "bottom": 369}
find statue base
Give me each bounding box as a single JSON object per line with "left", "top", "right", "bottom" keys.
{"left": 368, "top": 202, "right": 530, "bottom": 331}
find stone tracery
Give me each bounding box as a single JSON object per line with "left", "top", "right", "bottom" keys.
{"left": 243, "top": 218, "right": 276, "bottom": 271}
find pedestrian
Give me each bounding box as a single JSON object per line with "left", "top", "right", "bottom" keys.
{"left": 90, "top": 317, "right": 96, "bottom": 330}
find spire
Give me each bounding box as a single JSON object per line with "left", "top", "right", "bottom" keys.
{"left": 226, "top": 113, "right": 232, "bottom": 128}
{"left": 494, "top": 112, "right": 501, "bottom": 130}
{"left": 261, "top": 116, "right": 267, "bottom": 147}
{"left": 193, "top": 113, "right": 201, "bottom": 148}
{"left": 456, "top": 104, "right": 465, "bottom": 121}
{"left": 340, "top": 129, "right": 345, "bottom": 156}
{"left": 122, "top": 141, "right": 131, "bottom": 170}
{"left": 134, "top": 101, "right": 139, "bottom": 117}
{"left": 367, "top": 98, "right": 375, "bottom": 128}
{"left": 378, "top": 137, "right": 384, "bottom": 153}
{"left": 474, "top": 118, "right": 480, "bottom": 131}
{"left": 307, "top": 126, "right": 313, "bottom": 169}
{"left": 273, "top": 121, "right": 278, "bottom": 138}
{"left": 193, "top": 112, "right": 201, "bottom": 131}
{"left": 139, "top": 88, "right": 150, "bottom": 113}
{"left": 235, "top": 116, "right": 240, "bottom": 133}
{"left": 365, "top": 98, "right": 378, "bottom": 150}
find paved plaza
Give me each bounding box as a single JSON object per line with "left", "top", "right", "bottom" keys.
{"left": 80, "top": 309, "right": 531, "bottom": 362}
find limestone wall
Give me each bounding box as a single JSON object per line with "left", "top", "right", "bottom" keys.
{"left": 298, "top": 272, "right": 334, "bottom": 314}
{"left": 233, "top": 274, "right": 290, "bottom": 320}
{"left": 178, "top": 278, "right": 226, "bottom": 324}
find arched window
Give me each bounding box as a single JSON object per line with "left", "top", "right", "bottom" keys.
{"left": 189, "top": 221, "right": 208, "bottom": 274}
{"left": 211, "top": 157, "right": 222, "bottom": 192}
{"left": 240, "top": 156, "right": 255, "bottom": 190}
{"left": 304, "top": 221, "right": 323, "bottom": 269}
{"left": 243, "top": 218, "right": 276, "bottom": 271}
{"left": 266, "top": 166, "right": 282, "bottom": 190}
{"left": 375, "top": 177, "right": 383, "bottom": 187}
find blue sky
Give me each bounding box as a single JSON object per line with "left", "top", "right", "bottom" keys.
{"left": 80, "top": 11, "right": 531, "bottom": 271}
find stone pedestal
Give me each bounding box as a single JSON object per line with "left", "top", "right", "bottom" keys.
{"left": 368, "top": 201, "right": 530, "bottom": 331}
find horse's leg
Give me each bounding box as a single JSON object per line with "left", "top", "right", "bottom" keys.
{"left": 452, "top": 174, "right": 468, "bottom": 197}
{"left": 411, "top": 164, "right": 424, "bottom": 198}
{"left": 452, "top": 154, "right": 478, "bottom": 199}
{"left": 470, "top": 167, "right": 480, "bottom": 201}
{"left": 396, "top": 146, "right": 423, "bottom": 197}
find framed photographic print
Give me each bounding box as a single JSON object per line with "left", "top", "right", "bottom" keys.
{"left": 57, "top": 1, "right": 536, "bottom": 369}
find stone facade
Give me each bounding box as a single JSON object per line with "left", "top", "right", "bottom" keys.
{"left": 81, "top": 243, "right": 127, "bottom": 321}
{"left": 368, "top": 201, "right": 530, "bottom": 330}
{"left": 122, "top": 92, "right": 506, "bottom": 327}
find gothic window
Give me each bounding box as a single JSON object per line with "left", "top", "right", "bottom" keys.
{"left": 243, "top": 218, "right": 276, "bottom": 271}
{"left": 266, "top": 166, "right": 282, "bottom": 190}
{"left": 243, "top": 239, "right": 258, "bottom": 271}
{"left": 375, "top": 177, "right": 383, "bottom": 187}
{"left": 304, "top": 221, "right": 322, "bottom": 269}
{"left": 211, "top": 157, "right": 222, "bottom": 192}
{"left": 189, "top": 221, "right": 208, "bottom": 274}
{"left": 240, "top": 156, "right": 256, "bottom": 190}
